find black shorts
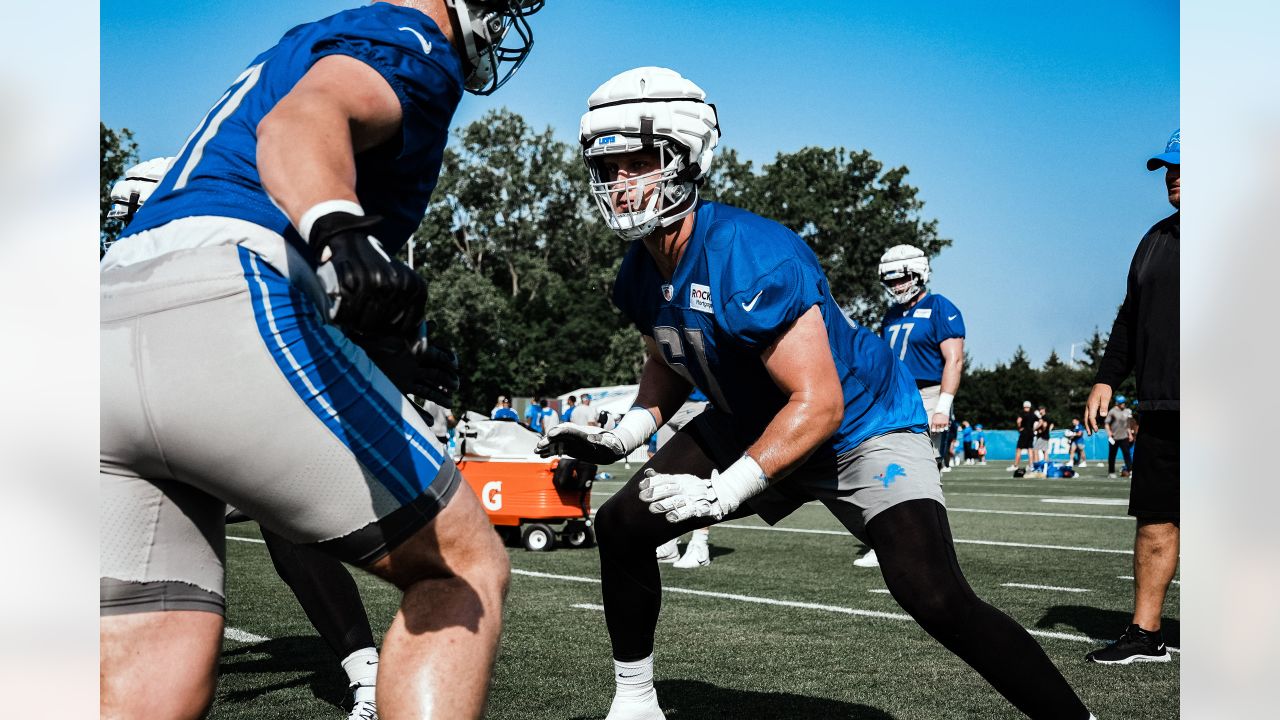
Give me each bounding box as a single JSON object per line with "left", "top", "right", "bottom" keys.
{"left": 1129, "top": 411, "right": 1179, "bottom": 522}
{"left": 1017, "top": 433, "right": 1034, "bottom": 449}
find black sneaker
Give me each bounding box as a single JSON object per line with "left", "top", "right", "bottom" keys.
{"left": 1085, "top": 624, "right": 1170, "bottom": 664}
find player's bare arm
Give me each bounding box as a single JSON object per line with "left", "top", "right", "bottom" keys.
{"left": 749, "top": 304, "right": 846, "bottom": 478}
{"left": 934, "top": 336, "right": 964, "bottom": 431}
{"left": 257, "top": 54, "right": 403, "bottom": 224}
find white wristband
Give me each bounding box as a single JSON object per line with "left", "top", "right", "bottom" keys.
{"left": 298, "top": 199, "right": 364, "bottom": 244}
{"left": 933, "top": 391, "right": 955, "bottom": 418}
{"left": 710, "top": 454, "right": 770, "bottom": 516}
{"left": 607, "top": 407, "right": 659, "bottom": 455}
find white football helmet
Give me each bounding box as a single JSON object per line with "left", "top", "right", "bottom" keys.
{"left": 104, "top": 157, "right": 173, "bottom": 251}
{"left": 579, "top": 67, "right": 720, "bottom": 241}
{"left": 879, "top": 244, "right": 931, "bottom": 305}
{"left": 444, "top": 0, "right": 543, "bottom": 95}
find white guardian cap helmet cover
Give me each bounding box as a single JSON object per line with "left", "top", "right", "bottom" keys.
{"left": 579, "top": 66, "right": 720, "bottom": 241}
{"left": 879, "top": 244, "right": 931, "bottom": 305}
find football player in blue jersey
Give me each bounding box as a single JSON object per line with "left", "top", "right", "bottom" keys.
{"left": 99, "top": 2, "right": 543, "bottom": 719}
{"left": 537, "top": 67, "right": 1094, "bottom": 720}
{"left": 854, "top": 245, "right": 964, "bottom": 568}
{"left": 108, "top": 158, "right": 387, "bottom": 719}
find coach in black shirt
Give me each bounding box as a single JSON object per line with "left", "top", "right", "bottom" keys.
{"left": 1084, "top": 129, "right": 1180, "bottom": 665}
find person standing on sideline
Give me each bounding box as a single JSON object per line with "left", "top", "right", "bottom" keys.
{"left": 492, "top": 395, "right": 519, "bottom": 421}
{"left": 973, "top": 424, "right": 987, "bottom": 465}
{"left": 960, "top": 420, "right": 974, "bottom": 465}
{"left": 1066, "top": 417, "right": 1088, "bottom": 468}
{"left": 855, "top": 244, "right": 965, "bottom": 568}
{"left": 524, "top": 396, "right": 546, "bottom": 433}
{"left": 1010, "top": 400, "right": 1037, "bottom": 471}
{"left": 563, "top": 395, "right": 579, "bottom": 423}
{"left": 576, "top": 393, "right": 599, "bottom": 426}
{"left": 1084, "top": 128, "right": 1180, "bottom": 665}
{"left": 1105, "top": 395, "right": 1135, "bottom": 478}
{"left": 539, "top": 398, "right": 561, "bottom": 434}
{"left": 1031, "top": 405, "right": 1053, "bottom": 474}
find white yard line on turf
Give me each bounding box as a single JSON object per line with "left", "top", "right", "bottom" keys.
{"left": 571, "top": 603, "right": 606, "bottom": 610}
{"left": 228, "top": 535, "right": 266, "bottom": 544}
{"left": 1002, "top": 583, "right": 1091, "bottom": 593}
{"left": 1041, "top": 498, "right": 1128, "bottom": 506}
{"left": 1119, "top": 575, "right": 1180, "bottom": 585}
{"left": 513, "top": 568, "right": 1177, "bottom": 653}
{"left": 868, "top": 589, "right": 893, "bottom": 594}
{"left": 948, "top": 507, "right": 1130, "bottom": 521}
{"left": 714, "top": 523, "right": 1135, "bottom": 554}
{"left": 224, "top": 627, "right": 270, "bottom": 643}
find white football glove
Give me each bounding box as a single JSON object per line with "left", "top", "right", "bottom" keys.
{"left": 638, "top": 468, "right": 725, "bottom": 523}
{"left": 535, "top": 423, "right": 627, "bottom": 464}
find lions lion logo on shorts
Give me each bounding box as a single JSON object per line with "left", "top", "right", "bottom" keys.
{"left": 876, "top": 463, "right": 907, "bottom": 488}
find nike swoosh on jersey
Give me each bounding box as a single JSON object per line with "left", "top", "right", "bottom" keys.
{"left": 399, "top": 26, "right": 432, "bottom": 55}
{"left": 741, "top": 291, "right": 764, "bottom": 312}
{"left": 948, "top": 314, "right": 958, "bottom": 320}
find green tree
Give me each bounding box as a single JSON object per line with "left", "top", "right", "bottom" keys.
{"left": 100, "top": 122, "right": 138, "bottom": 246}
{"left": 415, "top": 109, "right": 632, "bottom": 411}
{"left": 721, "top": 147, "right": 948, "bottom": 325}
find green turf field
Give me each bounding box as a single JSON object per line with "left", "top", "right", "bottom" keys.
{"left": 213, "top": 461, "right": 1178, "bottom": 719}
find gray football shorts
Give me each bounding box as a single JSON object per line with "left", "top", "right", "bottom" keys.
{"left": 101, "top": 241, "right": 460, "bottom": 616}
{"left": 686, "top": 408, "right": 944, "bottom": 544}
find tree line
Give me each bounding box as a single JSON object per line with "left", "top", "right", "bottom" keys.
{"left": 100, "top": 111, "right": 1123, "bottom": 428}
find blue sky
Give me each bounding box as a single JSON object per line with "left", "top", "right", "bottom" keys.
{"left": 101, "top": 0, "right": 1179, "bottom": 367}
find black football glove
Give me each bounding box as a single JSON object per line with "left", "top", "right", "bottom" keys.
{"left": 350, "top": 322, "right": 460, "bottom": 408}
{"left": 310, "top": 212, "right": 426, "bottom": 338}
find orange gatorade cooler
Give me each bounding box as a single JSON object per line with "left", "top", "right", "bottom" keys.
{"left": 454, "top": 414, "right": 596, "bottom": 552}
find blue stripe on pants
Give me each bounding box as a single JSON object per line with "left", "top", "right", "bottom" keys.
{"left": 237, "top": 247, "right": 444, "bottom": 505}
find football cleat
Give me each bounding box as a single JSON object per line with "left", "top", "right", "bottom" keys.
{"left": 853, "top": 549, "right": 880, "bottom": 568}
{"left": 672, "top": 540, "right": 709, "bottom": 568}
{"left": 605, "top": 693, "right": 665, "bottom": 720}
{"left": 655, "top": 538, "right": 679, "bottom": 563}
{"left": 348, "top": 699, "right": 377, "bottom": 720}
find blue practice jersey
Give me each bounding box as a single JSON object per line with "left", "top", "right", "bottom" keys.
{"left": 121, "top": 4, "right": 463, "bottom": 263}
{"left": 879, "top": 293, "right": 965, "bottom": 384}
{"left": 613, "top": 201, "right": 927, "bottom": 458}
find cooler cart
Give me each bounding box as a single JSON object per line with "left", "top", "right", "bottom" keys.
{"left": 454, "top": 415, "right": 597, "bottom": 552}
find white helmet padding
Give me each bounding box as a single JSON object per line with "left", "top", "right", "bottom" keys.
{"left": 107, "top": 156, "right": 173, "bottom": 220}
{"left": 579, "top": 67, "right": 720, "bottom": 241}
{"left": 444, "top": 0, "right": 543, "bottom": 95}
{"left": 879, "top": 244, "right": 931, "bottom": 305}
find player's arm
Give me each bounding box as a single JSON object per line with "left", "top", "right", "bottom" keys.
{"left": 257, "top": 55, "right": 401, "bottom": 222}
{"left": 748, "top": 305, "right": 845, "bottom": 478}
{"left": 639, "top": 305, "right": 842, "bottom": 523}
{"left": 932, "top": 337, "right": 964, "bottom": 432}
{"left": 258, "top": 55, "right": 425, "bottom": 337}
{"left": 535, "top": 335, "right": 690, "bottom": 464}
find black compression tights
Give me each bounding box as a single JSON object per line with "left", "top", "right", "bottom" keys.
{"left": 260, "top": 527, "right": 376, "bottom": 660}
{"left": 869, "top": 499, "right": 1089, "bottom": 719}
{"left": 596, "top": 465, "right": 1090, "bottom": 720}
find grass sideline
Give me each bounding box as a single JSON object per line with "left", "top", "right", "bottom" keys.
{"left": 212, "top": 461, "right": 1178, "bottom": 719}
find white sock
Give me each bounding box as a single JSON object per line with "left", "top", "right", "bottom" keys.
{"left": 688, "top": 528, "right": 709, "bottom": 546}
{"left": 613, "top": 654, "right": 655, "bottom": 700}
{"left": 341, "top": 647, "right": 379, "bottom": 704}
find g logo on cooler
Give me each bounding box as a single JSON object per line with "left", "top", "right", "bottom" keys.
{"left": 482, "top": 481, "right": 502, "bottom": 511}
